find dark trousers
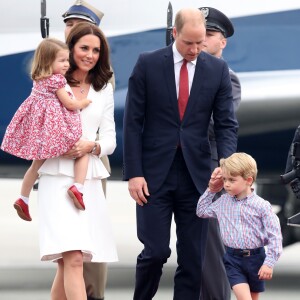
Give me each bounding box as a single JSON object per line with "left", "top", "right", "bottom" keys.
{"left": 133, "top": 149, "right": 209, "bottom": 300}
{"left": 200, "top": 157, "right": 231, "bottom": 300}
{"left": 200, "top": 218, "right": 231, "bottom": 300}
{"left": 84, "top": 262, "right": 107, "bottom": 300}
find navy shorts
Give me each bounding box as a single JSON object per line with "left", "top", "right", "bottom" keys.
{"left": 223, "top": 247, "right": 266, "bottom": 293}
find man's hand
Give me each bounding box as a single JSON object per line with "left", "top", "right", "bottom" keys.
{"left": 128, "top": 177, "right": 150, "bottom": 206}
{"left": 208, "top": 167, "right": 223, "bottom": 193}
{"left": 258, "top": 264, "right": 273, "bottom": 280}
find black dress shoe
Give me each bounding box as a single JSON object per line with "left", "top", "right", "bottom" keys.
{"left": 87, "top": 297, "right": 104, "bottom": 300}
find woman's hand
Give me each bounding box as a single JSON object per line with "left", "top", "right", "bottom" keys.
{"left": 64, "top": 139, "right": 94, "bottom": 159}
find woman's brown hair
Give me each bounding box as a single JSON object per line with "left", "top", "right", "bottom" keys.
{"left": 65, "top": 22, "right": 113, "bottom": 91}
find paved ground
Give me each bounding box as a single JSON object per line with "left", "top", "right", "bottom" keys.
{"left": 0, "top": 285, "right": 299, "bottom": 300}
{"left": 0, "top": 176, "right": 300, "bottom": 299}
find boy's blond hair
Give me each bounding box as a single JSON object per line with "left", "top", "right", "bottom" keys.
{"left": 220, "top": 152, "right": 257, "bottom": 182}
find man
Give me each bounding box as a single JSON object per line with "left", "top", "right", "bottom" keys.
{"left": 283, "top": 125, "right": 300, "bottom": 227}
{"left": 123, "top": 8, "right": 238, "bottom": 300}
{"left": 199, "top": 7, "right": 241, "bottom": 300}
{"left": 62, "top": 2, "right": 112, "bottom": 300}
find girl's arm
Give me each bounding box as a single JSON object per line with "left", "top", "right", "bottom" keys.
{"left": 56, "top": 87, "right": 91, "bottom": 110}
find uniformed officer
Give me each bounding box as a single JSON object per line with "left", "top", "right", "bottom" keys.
{"left": 200, "top": 7, "right": 234, "bottom": 38}
{"left": 199, "top": 7, "right": 241, "bottom": 300}
{"left": 284, "top": 125, "right": 300, "bottom": 226}
{"left": 63, "top": 2, "right": 113, "bottom": 300}
{"left": 62, "top": 0, "right": 104, "bottom": 24}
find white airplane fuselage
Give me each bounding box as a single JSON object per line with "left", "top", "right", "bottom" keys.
{"left": 1, "top": 0, "right": 300, "bottom": 177}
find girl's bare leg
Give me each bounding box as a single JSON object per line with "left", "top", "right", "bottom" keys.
{"left": 74, "top": 154, "right": 89, "bottom": 185}
{"left": 21, "top": 159, "right": 45, "bottom": 197}
{"left": 14, "top": 160, "right": 45, "bottom": 221}
{"left": 68, "top": 155, "right": 89, "bottom": 210}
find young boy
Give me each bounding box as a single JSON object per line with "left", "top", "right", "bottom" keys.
{"left": 196, "top": 152, "right": 283, "bottom": 300}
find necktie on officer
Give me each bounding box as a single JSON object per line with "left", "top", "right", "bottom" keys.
{"left": 178, "top": 59, "right": 189, "bottom": 120}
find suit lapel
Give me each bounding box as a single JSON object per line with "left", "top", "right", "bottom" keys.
{"left": 163, "top": 46, "right": 181, "bottom": 120}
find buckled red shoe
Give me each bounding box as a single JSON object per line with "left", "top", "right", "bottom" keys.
{"left": 14, "top": 198, "right": 32, "bottom": 221}
{"left": 67, "top": 185, "right": 85, "bottom": 210}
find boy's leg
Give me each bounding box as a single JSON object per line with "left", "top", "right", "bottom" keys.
{"left": 250, "top": 292, "right": 259, "bottom": 300}
{"left": 232, "top": 283, "right": 252, "bottom": 300}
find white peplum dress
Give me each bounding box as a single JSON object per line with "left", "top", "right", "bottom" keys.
{"left": 37, "top": 83, "right": 118, "bottom": 263}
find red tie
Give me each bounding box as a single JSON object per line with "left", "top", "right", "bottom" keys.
{"left": 178, "top": 59, "right": 189, "bottom": 120}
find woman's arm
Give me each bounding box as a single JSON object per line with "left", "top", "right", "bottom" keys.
{"left": 97, "top": 84, "right": 116, "bottom": 157}
{"left": 63, "top": 84, "right": 115, "bottom": 159}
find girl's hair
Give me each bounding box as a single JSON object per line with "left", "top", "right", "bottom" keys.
{"left": 65, "top": 22, "right": 113, "bottom": 91}
{"left": 31, "top": 38, "right": 69, "bottom": 81}
{"left": 220, "top": 152, "right": 258, "bottom": 182}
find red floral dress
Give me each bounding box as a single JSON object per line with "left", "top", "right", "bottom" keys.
{"left": 1, "top": 74, "right": 82, "bottom": 160}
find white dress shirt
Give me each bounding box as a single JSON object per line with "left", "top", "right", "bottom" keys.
{"left": 172, "top": 43, "right": 197, "bottom": 98}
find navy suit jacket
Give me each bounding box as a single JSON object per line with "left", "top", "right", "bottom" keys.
{"left": 209, "top": 68, "right": 241, "bottom": 164}
{"left": 123, "top": 45, "right": 238, "bottom": 194}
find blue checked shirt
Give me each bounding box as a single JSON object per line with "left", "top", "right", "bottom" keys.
{"left": 196, "top": 189, "right": 283, "bottom": 268}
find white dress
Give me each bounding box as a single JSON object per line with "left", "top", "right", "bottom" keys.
{"left": 37, "top": 83, "right": 118, "bottom": 263}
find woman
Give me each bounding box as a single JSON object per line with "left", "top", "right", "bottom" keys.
{"left": 37, "top": 22, "right": 117, "bottom": 300}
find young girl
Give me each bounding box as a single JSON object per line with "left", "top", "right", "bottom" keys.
{"left": 1, "top": 38, "right": 91, "bottom": 221}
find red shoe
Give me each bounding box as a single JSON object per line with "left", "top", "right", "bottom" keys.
{"left": 14, "top": 199, "right": 32, "bottom": 221}
{"left": 68, "top": 185, "right": 85, "bottom": 210}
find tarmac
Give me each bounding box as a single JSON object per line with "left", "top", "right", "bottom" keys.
{"left": 0, "top": 287, "right": 299, "bottom": 300}
{"left": 0, "top": 172, "right": 300, "bottom": 298}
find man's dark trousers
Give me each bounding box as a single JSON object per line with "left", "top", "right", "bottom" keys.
{"left": 200, "top": 153, "right": 231, "bottom": 300}
{"left": 133, "top": 149, "right": 209, "bottom": 300}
